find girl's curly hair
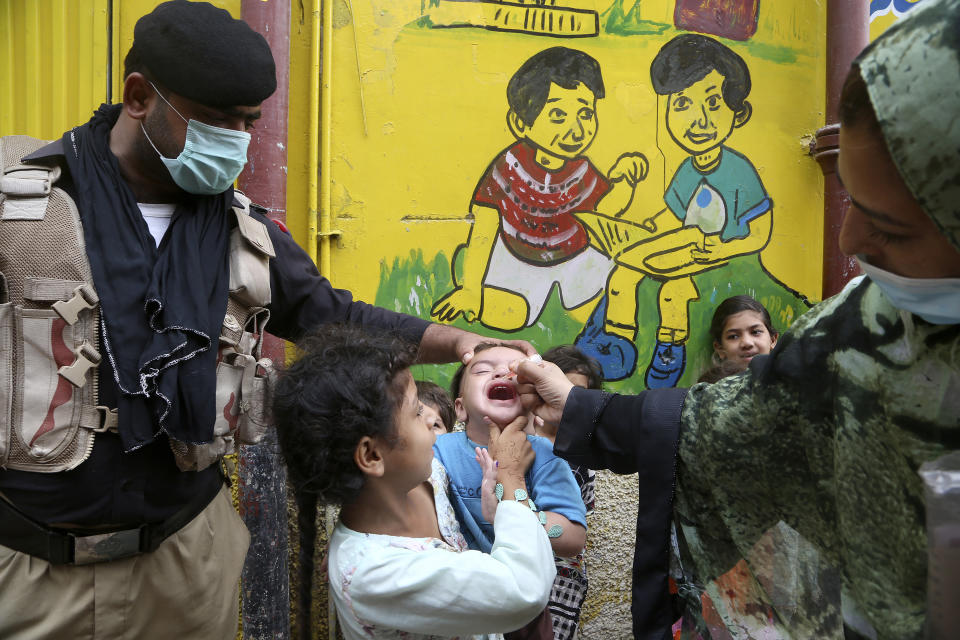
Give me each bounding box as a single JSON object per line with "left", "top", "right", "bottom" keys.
{"left": 275, "top": 325, "right": 416, "bottom": 640}
{"left": 273, "top": 324, "right": 418, "bottom": 506}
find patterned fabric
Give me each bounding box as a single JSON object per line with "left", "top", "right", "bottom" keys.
{"left": 548, "top": 464, "right": 595, "bottom": 640}
{"left": 856, "top": 0, "right": 960, "bottom": 251}
{"left": 472, "top": 141, "right": 609, "bottom": 265}
{"left": 429, "top": 460, "right": 470, "bottom": 553}
{"left": 571, "top": 466, "right": 596, "bottom": 515}
{"left": 547, "top": 567, "right": 588, "bottom": 640}
{"left": 675, "top": 277, "right": 960, "bottom": 639}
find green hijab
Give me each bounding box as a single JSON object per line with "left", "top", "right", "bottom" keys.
{"left": 857, "top": 0, "right": 960, "bottom": 251}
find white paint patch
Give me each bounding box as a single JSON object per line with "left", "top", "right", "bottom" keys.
{"left": 408, "top": 289, "right": 421, "bottom": 316}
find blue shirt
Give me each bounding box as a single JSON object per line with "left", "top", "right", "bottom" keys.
{"left": 434, "top": 431, "right": 587, "bottom": 553}
{"left": 664, "top": 146, "right": 771, "bottom": 242}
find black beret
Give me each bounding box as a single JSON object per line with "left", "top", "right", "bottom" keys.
{"left": 131, "top": 0, "right": 276, "bottom": 107}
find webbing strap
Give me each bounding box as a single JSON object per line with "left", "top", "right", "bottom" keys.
{"left": 0, "top": 167, "right": 54, "bottom": 196}
{"left": 0, "top": 161, "right": 60, "bottom": 221}
{"left": 1, "top": 193, "right": 48, "bottom": 220}
{"left": 24, "top": 277, "right": 89, "bottom": 301}
{"left": 77, "top": 405, "right": 118, "bottom": 432}
{"left": 24, "top": 280, "right": 99, "bottom": 325}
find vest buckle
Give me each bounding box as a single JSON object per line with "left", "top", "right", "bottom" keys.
{"left": 51, "top": 284, "right": 99, "bottom": 325}
{"left": 58, "top": 342, "right": 102, "bottom": 387}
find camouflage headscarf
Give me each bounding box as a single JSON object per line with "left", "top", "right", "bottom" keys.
{"left": 856, "top": 0, "right": 960, "bottom": 251}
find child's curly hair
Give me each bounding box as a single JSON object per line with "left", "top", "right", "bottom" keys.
{"left": 273, "top": 324, "right": 418, "bottom": 506}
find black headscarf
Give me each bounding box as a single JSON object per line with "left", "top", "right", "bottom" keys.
{"left": 63, "top": 104, "right": 231, "bottom": 451}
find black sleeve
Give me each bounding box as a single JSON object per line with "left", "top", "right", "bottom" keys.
{"left": 554, "top": 386, "right": 687, "bottom": 474}
{"left": 553, "top": 385, "right": 688, "bottom": 640}
{"left": 255, "top": 212, "right": 431, "bottom": 343}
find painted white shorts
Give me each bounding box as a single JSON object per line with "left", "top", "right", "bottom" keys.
{"left": 484, "top": 237, "right": 613, "bottom": 326}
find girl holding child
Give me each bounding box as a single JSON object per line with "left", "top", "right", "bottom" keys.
{"left": 273, "top": 326, "right": 555, "bottom": 640}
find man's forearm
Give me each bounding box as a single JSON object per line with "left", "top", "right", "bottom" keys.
{"left": 415, "top": 323, "right": 473, "bottom": 364}
{"left": 417, "top": 324, "right": 537, "bottom": 365}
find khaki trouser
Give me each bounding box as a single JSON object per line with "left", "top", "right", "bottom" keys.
{"left": 0, "top": 486, "right": 250, "bottom": 640}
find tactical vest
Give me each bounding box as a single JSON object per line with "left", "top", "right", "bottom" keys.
{"left": 0, "top": 135, "right": 275, "bottom": 474}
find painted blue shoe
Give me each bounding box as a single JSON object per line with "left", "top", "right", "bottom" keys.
{"left": 645, "top": 341, "right": 686, "bottom": 389}
{"left": 574, "top": 297, "right": 638, "bottom": 381}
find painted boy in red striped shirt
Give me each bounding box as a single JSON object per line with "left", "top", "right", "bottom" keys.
{"left": 431, "top": 47, "right": 647, "bottom": 332}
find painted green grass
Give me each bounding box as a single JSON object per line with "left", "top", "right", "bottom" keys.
{"left": 376, "top": 249, "right": 812, "bottom": 394}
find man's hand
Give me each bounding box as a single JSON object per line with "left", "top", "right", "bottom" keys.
{"left": 431, "top": 287, "right": 481, "bottom": 323}
{"left": 455, "top": 333, "right": 536, "bottom": 365}
{"left": 510, "top": 357, "right": 575, "bottom": 427}
{"left": 416, "top": 323, "right": 535, "bottom": 365}
{"left": 608, "top": 152, "right": 650, "bottom": 187}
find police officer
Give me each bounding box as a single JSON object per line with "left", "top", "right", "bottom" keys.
{"left": 0, "top": 2, "right": 531, "bottom": 638}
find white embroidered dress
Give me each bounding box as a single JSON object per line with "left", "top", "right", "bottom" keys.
{"left": 328, "top": 458, "right": 555, "bottom": 640}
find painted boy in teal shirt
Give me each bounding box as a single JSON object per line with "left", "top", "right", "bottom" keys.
{"left": 577, "top": 34, "right": 772, "bottom": 387}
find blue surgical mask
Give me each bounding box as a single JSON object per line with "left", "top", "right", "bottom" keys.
{"left": 141, "top": 84, "right": 251, "bottom": 195}
{"left": 856, "top": 257, "right": 960, "bottom": 325}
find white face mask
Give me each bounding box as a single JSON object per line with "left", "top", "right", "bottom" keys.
{"left": 857, "top": 257, "right": 960, "bottom": 325}
{"left": 141, "top": 83, "right": 251, "bottom": 195}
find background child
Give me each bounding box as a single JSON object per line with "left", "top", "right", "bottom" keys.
{"left": 273, "top": 326, "right": 555, "bottom": 640}
{"left": 416, "top": 379, "right": 456, "bottom": 435}
{"left": 698, "top": 295, "right": 778, "bottom": 382}
{"left": 539, "top": 345, "right": 601, "bottom": 640}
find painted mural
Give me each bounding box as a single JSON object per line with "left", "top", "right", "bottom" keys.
{"left": 870, "top": 0, "right": 926, "bottom": 39}
{"left": 327, "top": 0, "right": 823, "bottom": 395}
{"left": 429, "top": 47, "right": 650, "bottom": 376}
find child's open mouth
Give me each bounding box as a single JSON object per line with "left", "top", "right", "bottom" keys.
{"left": 487, "top": 382, "right": 517, "bottom": 401}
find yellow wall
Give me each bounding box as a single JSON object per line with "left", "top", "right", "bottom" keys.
{"left": 306, "top": 0, "right": 825, "bottom": 392}
{"left": 299, "top": 6, "right": 826, "bottom": 635}
{"left": 0, "top": 0, "right": 110, "bottom": 140}
{"left": 0, "top": 0, "right": 239, "bottom": 141}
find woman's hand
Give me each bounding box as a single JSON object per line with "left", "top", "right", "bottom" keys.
{"left": 486, "top": 415, "right": 535, "bottom": 512}
{"left": 475, "top": 447, "right": 498, "bottom": 523}
{"left": 487, "top": 415, "right": 535, "bottom": 480}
